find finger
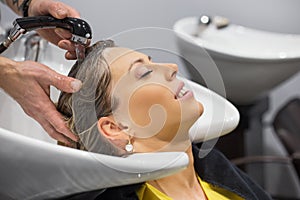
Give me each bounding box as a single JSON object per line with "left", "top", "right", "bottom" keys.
{"left": 57, "top": 35, "right": 91, "bottom": 49}
{"left": 85, "top": 39, "right": 92, "bottom": 47}
{"left": 30, "top": 92, "right": 79, "bottom": 142}
{"left": 38, "top": 116, "right": 73, "bottom": 144}
{"left": 41, "top": 69, "right": 82, "bottom": 93}
{"left": 44, "top": 123, "right": 74, "bottom": 145}
{"left": 45, "top": 85, "right": 50, "bottom": 96}
{"left": 47, "top": 1, "right": 68, "bottom": 19}
{"left": 48, "top": 2, "right": 80, "bottom": 19}
{"left": 58, "top": 40, "right": 76, "bottom": 52}
{"left": 40, "top": 102, "right": 79, "bottom": 142}
{"left": 65, "top": 51, "right": 77, "bottom": 60}
{"left": 47, "top": 110, "right": 79, "bottom": 142}
{"left": 55, "top": 28, "right": 72, "bottom": 40}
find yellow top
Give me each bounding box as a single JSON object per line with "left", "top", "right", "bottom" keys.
{"left": 136, "top": 176, "right": 244, "bottom": 200}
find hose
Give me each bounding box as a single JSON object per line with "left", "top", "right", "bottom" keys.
{"left": 0, "top": 43, "right": 7, "bottom": 54}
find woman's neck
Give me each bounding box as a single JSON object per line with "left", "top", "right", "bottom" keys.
{"left": 148, "top": 145, "right": 207, "bottom": 200}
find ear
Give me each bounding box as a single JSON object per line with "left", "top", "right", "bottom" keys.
{"left": 97, "top": 116, "right": 128, "bottom": 141}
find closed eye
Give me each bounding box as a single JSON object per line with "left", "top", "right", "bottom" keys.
{"left": 134, "top": 65, "right": 153, "bottom": 79}
{"left": 140, "top": 69, "right": 153, "bottom": 78}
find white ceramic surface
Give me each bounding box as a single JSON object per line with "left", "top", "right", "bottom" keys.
{"left": 174, "top": 17, "right": 300, "bottom": 104}
{"left": 0, "top": 39, "right": 74, "bottom": 143}
{"left": 0, "top": 127, "right": 189, "bottom": 199}
{"left": 186, "top": 78, "right": 239, "bottom": 143}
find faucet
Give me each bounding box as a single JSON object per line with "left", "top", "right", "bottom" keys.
{"left": 24, "top": 33, "right": 48, "bottom": 62}
{"left": 196, "top": 15, "right": 211, "bottom": 37}
{"left": 213, "top": 16, "right": 230, "bottom": 29}
{"left": 196, "top": 15, "right": 230, "bottom": 37}
{"left": 0, "top": 27, "right": 47, "bottom": 61}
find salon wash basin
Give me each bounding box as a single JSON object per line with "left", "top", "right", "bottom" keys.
{"left": 0, "top": 38, "right": 239, "bottom": 199}
{"left": 174, "top": 16, "right": 300, "bottom": 105}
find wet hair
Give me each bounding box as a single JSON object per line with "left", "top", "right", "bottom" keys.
{"left": 56, "top": 40, "right": 123, "bottom": 156}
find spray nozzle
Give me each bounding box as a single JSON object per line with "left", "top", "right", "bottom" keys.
{"left": 0, "top": 16, "right": 92, "bottom": 53}
{"left": 14, "top": 16, "right": 92, "bottom": 45}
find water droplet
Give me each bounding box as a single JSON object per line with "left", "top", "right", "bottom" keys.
{"left": 75, "top": 43, "right": 86, "bottom": 64}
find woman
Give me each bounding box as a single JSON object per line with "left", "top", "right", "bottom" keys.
{"left": 57, "top": 40, "right": 271, "bottom": 200}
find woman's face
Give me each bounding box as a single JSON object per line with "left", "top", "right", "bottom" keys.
{"left": 102, "top": 47, "right": 203, "bottom": 151}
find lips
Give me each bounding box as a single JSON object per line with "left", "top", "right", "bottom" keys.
{"left": 177, "top": 87, "right": 188, "bottom": 99}
{"left": 175, "top": 82, "right": 189, "bottom": 99}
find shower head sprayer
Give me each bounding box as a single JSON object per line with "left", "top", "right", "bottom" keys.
{"left": 0, "top": 16, "right": 92, "bottom": 54}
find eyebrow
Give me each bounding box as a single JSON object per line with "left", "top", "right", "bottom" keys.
{"left": 129, "top": 56, "right": 152, "bottom": 71}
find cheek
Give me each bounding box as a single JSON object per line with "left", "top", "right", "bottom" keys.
{"left": 128, "top": 85, "right": 181, "bottom": 127}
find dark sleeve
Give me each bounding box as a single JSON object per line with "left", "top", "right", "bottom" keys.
{"left": 232, "top": 165, "right": 273, "bottom": 200}
{"left": 193, "top": 144, "right": 272, "bottom": 200}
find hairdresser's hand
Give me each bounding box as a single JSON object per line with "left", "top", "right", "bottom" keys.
{"left": 0, "top": 57, "right": 81, "bottom": 145}
{"left": 28, "top": 0, "right": 82, "bottom": 59}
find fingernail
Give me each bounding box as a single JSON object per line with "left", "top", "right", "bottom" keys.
{"left": 57, "top": 8, "right": 67, "bottom": 17}
{"left": 59, "top": 41, "right": 68, "bottom": 49}
{"left": 71, "top": 79, "right": 82, "bottom": 92}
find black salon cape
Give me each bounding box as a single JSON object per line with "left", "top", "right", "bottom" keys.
{"left": 57, "top": 144, "right": 272, "bottom": 200}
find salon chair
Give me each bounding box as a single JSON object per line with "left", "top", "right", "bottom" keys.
{"left": 231, "top": 98, "right": 300, "bottom": 169}
{"left": 273, "top": 98, "right": 300, "bottom": 178}
{"left": 231, "top": 98, "right": 300, "bottom": 200}
{"left": 0, "top": 78, "right": 240, "bottom": 199}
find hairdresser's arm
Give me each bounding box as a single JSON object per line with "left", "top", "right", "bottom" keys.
{"left": 0, "top": 56, "right": 80, "bottom": 145}
{"left": 4, "top": 0, "right": 81, "bottom": 59}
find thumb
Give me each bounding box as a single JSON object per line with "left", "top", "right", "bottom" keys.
{"left": 47, "top": 70, "right": 82, "bottom": 93}
{"left": 48, "top": 2, "right": 80, "bottom": 19}
{"left": 48, "top": 2, "right": 68, "bottom": 19}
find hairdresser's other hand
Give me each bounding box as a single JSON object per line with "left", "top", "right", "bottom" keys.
{"left": 0, "top": 57, "right": 81, "bottom": 145}
{"left": 28, "top": 0, "right": 81, "bottom": 59}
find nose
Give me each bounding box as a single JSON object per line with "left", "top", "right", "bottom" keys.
{"left": 160, "top": 63, "right": 178, "bottom": 81}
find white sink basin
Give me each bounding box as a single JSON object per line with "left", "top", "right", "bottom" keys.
{"left": 0, "top": 38, "right": 74, "bottom": 143}
{"left": 174, "top": 16, "right": 300, "bottom": 104}
{"left": 0, "top": 127, "right": 188, "bottom": 199}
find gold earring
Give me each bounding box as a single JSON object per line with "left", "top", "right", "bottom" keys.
{"left": 125, "top": 139, "right": 133, "bottom": 153}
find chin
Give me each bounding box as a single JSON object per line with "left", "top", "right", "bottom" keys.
{"left": 197, "top": 101, "right": 204, "bottom": 116}
{"left": 183, "top": 101, "right": 203, "bottom": 124}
